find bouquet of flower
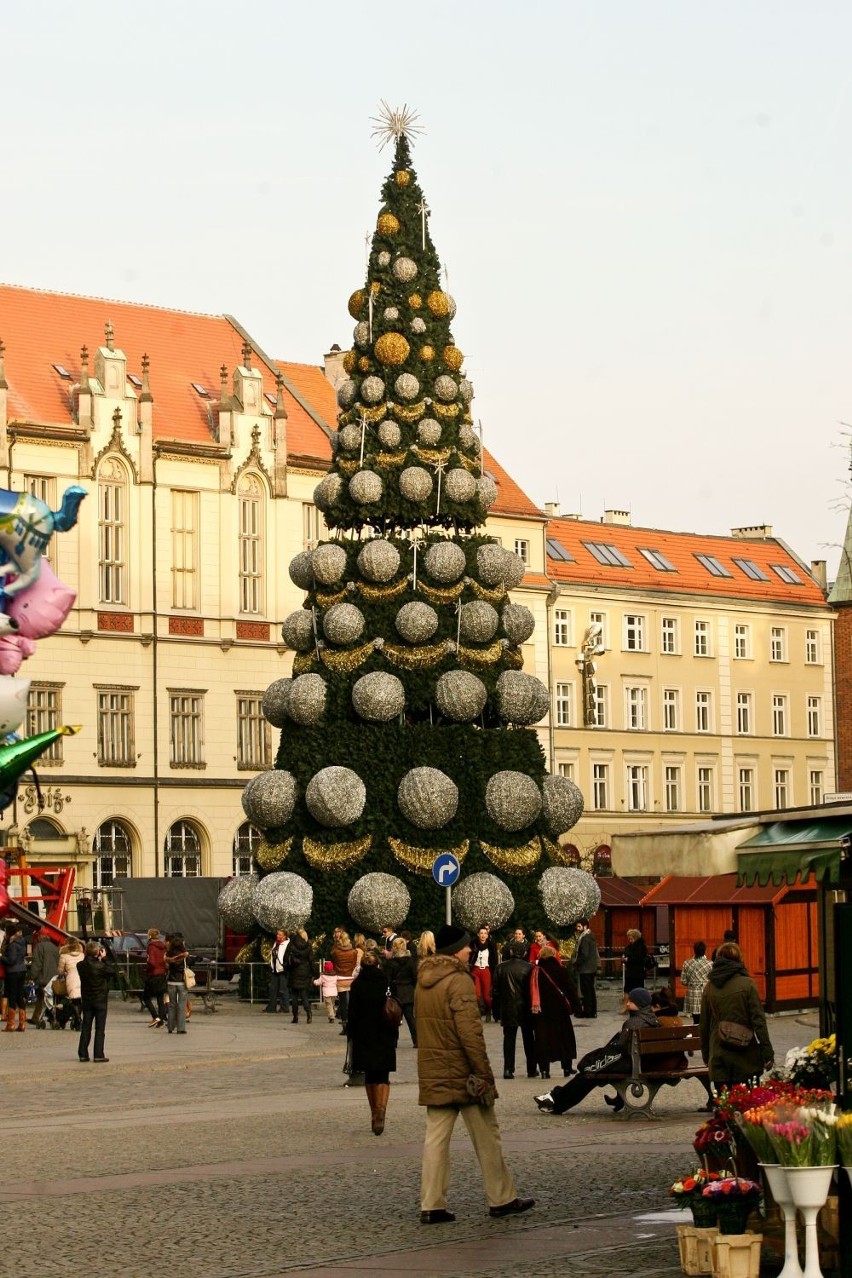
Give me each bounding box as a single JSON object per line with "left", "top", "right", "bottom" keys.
{"left": 784, "top": 1035, "right": 837, "bottom": 1091}
{"left": 701, "top": 1176, "right": 762, "bottom": 1204}
{"left": 735, "top": 1106, "right": 779, "bottom": 1164}
{"left": 669, "top": 1168, "right": 724, "bottom": 1206}
{"left": 837, "top": 1112, "right": 852, "bottom": 1168}
{"left": 713, "top": 1080, "right": 798, "bottom": 1124}
{"left": 693, "top": 1113, "right": 736, "bottom": 1165}
{"left": 765, "top": 1108, "right": 837, "bottom": 1167}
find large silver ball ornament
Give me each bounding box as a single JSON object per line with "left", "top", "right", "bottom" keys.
{"left": 349, "top": 470, "right": 383, "bottom": 505}
{"left": 377, "top": 251, "right": 391, "bottom": 268}
{"left": 417, "top": 418, "right": 441, "bottom": 446}
{"left": 241, "top": 769, "right": 298, "bottom": 829}
{"left": 352, "top": 671, "right": 405, "bottom": 721}
{"left": 541, "top": 775, "right": 585, "bottom": 837}
{"left": 378, "top": 421, "right": 401, "bottom": 449}
{"left": 287, "top": 674, "right": 327, "bottom": 725}
{"left": 313, "top": 473, "right": 343, "bottom": 512}
{"left": 410, "top": 317, "right": 427, "bottom": 334}
{"left": 311, "top": 543, "right": 347, "bottom": 585}
{"left": 425, "top": 541, "right": 466, "bottom": 583}
{"left": 338, "top": 423, "right": 362, "bottom": 453}
{"left": 434, "top": 670, "right": 487, "bottom": 721}
{"left": 452, "top": 873, "right": 514, "bottom": 931}
{"left": 382, "top": 306, "right": 398, "bottom": 321}
{"left": 539, "top": 867, "right": 601, "bottom": 928}
{"left": 348, "top": 873, "right": 410, "bottom": 932}
{"left": 361, "top": 376, "right": 385, "bottom": 404}
{"left": 354, "top": 321, "right": 370, "bottom": 349}
{"left": 475, "top": 476, "right": 498, "bottom": 510}
{"left": 434, "top": 375, "right": 458, "bottom": 403}
{"left": 288, "top": 550, "right": 314, "bottom": 591}
{"left": 322, "top": 603, "right": 365, "bottom": 645}
{"left": 458, "top": 378, "right": 474, "bottom": 403}
{"left": 485, "top": 770, "right": 543, "bottom": 832}
{"left": 444, "top": 468, "right": 476, "bottom": 503}
{"left": 357, "top": 539, "right": 400, "bottom": 583}
{"left": 262, "top": 679, "right": 292, "bottom": 727}
{"left": 305, "top": 766, "right": 366, "bottom": 827}
{"left": 477, "top": 543, "right": 506, "bottom": 586}
{"left": 496, "top": 671, "right": 550, "bottom": 725}
{"left": 218, "top": 875, "right": 258, "bottom": 931}
{"left": 281, "top": 609, "right": 315, "bottom": 652}
{"left": 337, "top": 378, "right": 357, "bottom": 409}
{"left": 501, "top": 603, "right": 535, "bottom": 646}
{"left": 399, "top": 467, "right": 433, "bottom": 502}
{"left": 394, "top": 373, "right": 420, "bottom": 401}
{"left": 392, "top": 256, "right": 418, "bottom": 282}
{"left": 395, "top": 601, "right": 439, "bottom": 643}
{"left": 503, "top": 550, "right": 526, "bottom": 589}
{"left": 397, "top": 767, "right": 458, "bottom": 830}
{"left": 458, "top": 424, "right": 476, "bottom": 448}
{"left": 253, "top": 871, "right": 313, "bottom": 934}
{"left": 459, "top": 601, "right": 499, "bottom": 644}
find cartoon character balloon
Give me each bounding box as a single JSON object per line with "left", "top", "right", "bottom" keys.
{"left": 0, "top": 563, "right": 76, "bottom": 674}
{"left": 0, "top": 485, "right": 87, "bottom": 598}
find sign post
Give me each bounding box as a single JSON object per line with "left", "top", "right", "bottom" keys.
{"left": 431, "top": 852, "right": 461, "bottom": 925}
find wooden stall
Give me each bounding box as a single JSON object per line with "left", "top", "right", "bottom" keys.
{"left": 590, "top": 876, "right": 658, "bottom": 981}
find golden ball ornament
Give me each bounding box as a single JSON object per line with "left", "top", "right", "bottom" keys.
{"left": 370, "top": 280, "right": 381, "bottom": 295}
{"left": 348, "top": 290, "right": 366, "bottom": 319}
{"left": 408, "top": 293, "right": 423, "bottom": 309}
{"left": 358, "top": 356, "right": 372, "bottom": 372}
{"left": 343, "top": 350, "right": 357, "bottom": 374}
{"left": 427, "top": 290, "right": 451, "bottom": 317}
{"left": 377, "top": 212, "right": 400, "bottom": 236}
{"left": 420, "top": 345, "right": 436, "bottom": 362}
{"left": 443, "top": 345, "right": 464, "bottom": 371}
{"left": 374, "top": 332, "right": 411, "bottom": 367}
{"left": 395, "top": 170, "right": 411, "bottom": 186}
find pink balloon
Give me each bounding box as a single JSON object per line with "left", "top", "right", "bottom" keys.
{"left": 7, "top": 561, "right": 76, "bottom": 638}
{"left": 0, "top": 634, "right": 35, "bottom": 675}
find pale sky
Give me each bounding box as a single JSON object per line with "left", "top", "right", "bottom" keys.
{"left": 4, "top": 1, "right": 851, "bottom": 571}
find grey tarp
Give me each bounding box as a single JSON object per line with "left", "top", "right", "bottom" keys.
{"left": 119, "top": 878, "right": 227, "bottom": 950}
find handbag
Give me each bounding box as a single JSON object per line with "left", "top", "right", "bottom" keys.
{"left": 717, "top": 1020, "right": 753, "bottom": 1049}
{"left": 52, "top": 976, "right": 67, "bottom": 998}
{"left": 382, "top": 988, "right": 403, "bottom": 1030}
{"left": 184, "top": 966, "right": 197, "bottom": 990}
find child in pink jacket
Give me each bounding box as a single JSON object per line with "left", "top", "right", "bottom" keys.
{"left": 314, "top": 962, "right": 339, "bottom": 1023}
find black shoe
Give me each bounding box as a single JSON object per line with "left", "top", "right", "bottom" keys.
{"left": 93, "top": 1057, "right": 110, "bottom": 1063}
{"left": 503, "top": 1069, "right": 514, "bottom": 1079}
{"left": 526, "top": 1070, "right": 539, "bottom": 1079}
{"left": 78, "top": 1055, "right": 90, "bottom": 1062}
{"left": 540, "top": 1070, "right": 550, "bottom": 1079}
{"left": 604, "top": 1092, "right": 625, "bottom": 1112}
{"left": 489, "top": 1198, "right": 535, "bottom": 1218}
{"left": 420, "top": 1209, "right": 456, "bottom": 1225}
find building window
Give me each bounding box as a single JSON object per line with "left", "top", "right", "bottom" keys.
{"left": 736, "top": 692, "right": 752, "bottom": 736}
{"left": 734, "top": 624, "right": 751, "bottom": 659}
{"left": 738, "top": 767, "right": 755, "bottom": 812}
{"left": 774, "top": 768, "right": 790, "bottom": 809}
{"left": 555, "top": 682, "right": 574, "bottom": 728}
{"left": 694, "top": 620, "right": 711, "bottom": 657}
{"left": 770, "top": 627, "right": 787, "bottom": 662}
{"left": 592, "top": 763, "right": 609, "bottom": 810}
{"left": 237, "top": 694, "right": 271, "bottom": 769}
{"left": 593, "top": 684, "right": 609, "bottom": 729}
{"left": 170, "top": 692, "right": 205, "bottom": 767}
{"left": 514, "top": 539, "right": 530, "bottom": 565}
{"left": 807, "top": 696, "right": 821, "bottom": 738}
{"left": 24, "top": 475, "right": 57, "bottom": 567}
{"left": 663, "top": 688, "right": 679, "bottom": 731}
{"left": 92, "top": 819, "right": 132, "bottom": 889}
{"left": 98, "top": 466, "right": 126, "bottom": 604}
{"left": 625, "top": 685, "right": 647, "bottom": 730}
{"left": 697, "top": 766, "right": 714, "bottom": 813}
{"left": 695, "top": 691, "right": 711, "bottom": 733}
{"left": 623, "top": 614, "right": 646, "bottom": 652}
{"left": 97, "top": 688, "right": 135, "bottom": 767}
{"left": 809, "top": 770, "right": 823, "bottom": 805}
{"left": 233, "top": 822, "right": 261, "bottom": 877}
{"left": 239, "top": 477, "right": 264, "bottom": 615}
{"left": 171, "top": 489, "right": 198, "bottom": 609}
{"left": 661, "top": 617, "right": 678, "bottom": 654}
{"left": 772, "top": 694, "right": 788, "bottom": 737}
{"left": 163, "top": 820, "right": 201, "bottom": 877}
{"left": 302, "top": 501, "right": 327, "bottom": 550}
{"left": 805, "top": 629, "right": 820, "bottom": 664}
{"left": 557, "top": 761, "right": 575, "bottom": 781}
{"left": 26, "top": 684, "right": 63, "bottom": 764}
{"left": 553, "top": 608, "right": 572, "bottom": 646}
{"left": 664, "top": 765, "right": 682, "bottom": 813}
{"left": 589, "top": 611, "right": 607, "bottom": 648}
{"left": 626, "top": 764, "right": 649, "bottom": 811}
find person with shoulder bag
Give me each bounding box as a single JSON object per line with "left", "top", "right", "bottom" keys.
{"left": 699, "top": 941, "right": 774, "bottom": 1087}
{"left": 346, "top": 951, "right": 398, "bottom": 1134}
{"left": 164, "top": 934, "right": 190, "bottom": 1035}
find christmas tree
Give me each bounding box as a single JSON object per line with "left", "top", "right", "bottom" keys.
{"left": 220, "top": 106, "right": 596, "bottom": 950}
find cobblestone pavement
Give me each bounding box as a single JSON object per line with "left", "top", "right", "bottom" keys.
{"left": 0, "top": 985, "right": 819, "bottom": 1277}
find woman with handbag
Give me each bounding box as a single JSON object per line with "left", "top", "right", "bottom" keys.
{"left": 56, "top": 938, "right": 84, "bottom": 1030}
{"left": 285, "top": 929, "right": 315, "bottom": 1024}
{"left": 346, "top": 950, "right": 398, "bottom": 1134}
{"left": 165, "top": 933, "right": 190, "bottom": 1035}
{"left": 386, "top": 935, "right": 418, "bottom": 1046}
{"left": 527, "top": 945, "right": 578, "bottom": 1080}
{"left": 699, "top": 942, "right": 774, "bottom": 1087}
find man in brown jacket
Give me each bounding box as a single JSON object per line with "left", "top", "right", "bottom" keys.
{"left": 414, "top": 924, "right": 535, "bottom": 1225}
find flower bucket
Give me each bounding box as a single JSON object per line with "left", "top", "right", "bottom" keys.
{"left": 710, "top": 1232, "right": 762, "bottom": 1278}
{"left": 690, "top": 1197, "right": 718, "bottom": 1228}
{"left": 759, "top": 1164, "right": 802, "bottom": 1278}
{"left": 784, "top": 1165, "right": 835, "bottom": 1212}
{"left": 714, "top": 1201, "right": 753, "bottom": 1235}
{"left": 677, "top": 1223, "right": 717, "bottom": 1276}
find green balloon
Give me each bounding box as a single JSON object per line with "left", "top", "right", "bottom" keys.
{"left": 0, "top": 726, "right": 79, "bottom": 790}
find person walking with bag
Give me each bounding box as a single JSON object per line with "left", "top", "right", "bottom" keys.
{"left": 700, "top": 941, "right": 774, "bottom": 1088}
{"left": 528, "top": 945, "right": 578, "bottom": 1080}
{"left": 165, "top": 934, "right": 190, "bottom": 1035}
{"left": 491, "top": 941, "right": 536, "bottom": 1080}
{"left": 346, "top": 950, "right": 398, "bottom": 1134}
{"left": 386, "top": 935, "right": 418, "bottom": 1046}
{"left": 285, "top": 929, "right": 314, "bottom": 1024}
{"left": 77, "top": 940, "right": 116, "bottom": 1061}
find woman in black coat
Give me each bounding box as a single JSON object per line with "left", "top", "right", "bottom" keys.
{"left": 527, "top": 946, "right": 578, "bottom": 1079}
{"left": 285, "top": 930, "right": 315, "bottom": 1024}
{"left": 386, "top": 935, "right": 417, "bottom": 1046}
{"left": 621, "top": 929, "right": 650, "bottom": 991}
{"left": 346, "top": 952, "right": 398, "bottom": 1134}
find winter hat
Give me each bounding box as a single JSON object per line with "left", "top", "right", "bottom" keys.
{"left": 628, "top": 987, "right": 652, "bottom": 1008}
{"left": 434, "top": 924, "right": 471, "bottom": 955}
{"left": 323, "top": 961, "right": 334, "bottom": 973}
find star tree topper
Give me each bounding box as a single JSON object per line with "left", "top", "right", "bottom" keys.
{"left": 369, "top": 100, "right": 425, "bottom": 150}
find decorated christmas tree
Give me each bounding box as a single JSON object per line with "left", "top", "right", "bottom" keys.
{"left": 219, "top": 106, "right": 597, "bottom": 950}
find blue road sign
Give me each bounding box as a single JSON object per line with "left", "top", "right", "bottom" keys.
{"left": 432, "top": 852, "right": 461, "bottom": 887}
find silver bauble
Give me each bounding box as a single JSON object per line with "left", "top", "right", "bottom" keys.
{"left": 458, "top": 378, "right": 474, "bottom": 403}
{"left": 459, "top": 600, "right": 499, "bottom": 643}
{"left": 425, "top": 541, "right": 466, "bottom": 583}
{"left": 410, "top": 317, "right": 427, "bottom": 334}
{"left": 313, "top": 473, "right": 343, "bottom": 512}
{"left": 262, "top": 678, "right": 292, "bottom": 728}
{"left": 338, "top": 423, "right": 361, "bottom": 453}
{"left": 475, "top": 476, "right": 498, "bottom": 510}
{"left": 288, "top": 550, "right": 314, "bottom": 591}
{"left": 378, "top": 421, "right": 401, "bottom": 449}
{"left": 348, "top": 873, "right": 410, "bottom": 932}
{"left": 311, "top": 543, "right": 347, "bottom": 585}
{"left": 241, "top": 769, "right": 298, "bottom": 829}
{"left": 349, "top": 470, "right": 383, "bottom": 505}
{"left": 354, "top": 320, "right": 370, "bottom": 349}
{"left": 322, "top": 602, "right": 365, "bottom": 645}
{"left": 305, "top": 765, "right": 366, "bottom": 827}
{"left": 503, "top": 550, "right": 526, "bottom": 589}
{"left": 395, "top": 601, "right": 439, "bottom": 643}
{"left": 446, "top": 294, "right": 457, "bottom": 319}
{"left": 337, "top": 379, "right": 357, "bottom": 409}
{"left": 394, "top": 372, "right": 420, "bottom": 401}
{"left": 434, "top": 375, "right": 458, "bottom": 402}
{"left": 361, "top": 376, "right": 385, "bottom": 404}
{"left": 358, "top": 539, "right": 400, "bottom": 583}
{"left": 352, "top": 671, "right": 405, "bottom": 721}
{"left": 496, "top": 671, "right": 550, "bottom": 725}
{"left": 541, "top": 775, "right": 585, "bottom": 837}
{"left": 399, "top": 466, "right": 433, "bottom": 502}
{"left": 444, "top": 468, "right": 476, "bottom": 503}
{"left": 253, "top": 871, "right": 313, "bottom": 934}
{"left": 382, "top": 305, "right": 398, "bottom": 320}
{"left": 539, "top": 867, "right": 601, "bottom": 928}
{"left": 377, "top": 251, "right": 391, "bottom": 268}
{"left": 434, "top": 670, "right": 488, "bottom": 722}
{"left": 452, "top": 873, "right": 514, "bottom": 931}
{"left": 281, "top": 609, "right": 315, "bottom": 652}
{"left": 501, "top": 603, "right": 535, "bottom": 646}
{"left": 458, "top": 424, "right": 476, "bottom": 448}
{"left": 218, "top": 875, "right": 258, "bottom": 931}
{"left": 485, "top": 770, "right": 543, "bottom": 832}
{"left": 397, "top": 767, "right": 458, "bottom": 830}
{"left": 477, "top": 543, "right": 506, "bottom": 586}
{"left": 287, "top": 674, "right": 327, "bottom": 725}
{"left": 417, "top": 418, "right": 442, "bottom": 446}
{"left": 392, "top": 256, "right": 418, "bottom": 282}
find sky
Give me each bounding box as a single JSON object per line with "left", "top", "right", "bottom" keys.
{"left": 3, "top": 1, "right": 851, "bottom": 572}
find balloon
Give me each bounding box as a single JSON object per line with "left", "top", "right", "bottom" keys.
{"left": 0, "top": 635, "right": 35, "bottom": 676}
{"left": 0, "top": 678, "right": 30, "bottom": 735}
{"left": 0, "top": 860, "right": 7, "bottom": 915}
{"left": 0, "top": 485, "right": 87, "bottom": 598}
{"left": 0, "top": 725, "right": 80, "bottom": 792}
{"left": 8, "top": 561, "right": 76, "bottom": 638}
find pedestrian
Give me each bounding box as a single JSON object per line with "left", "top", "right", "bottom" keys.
{"left": 264, "top": 928, "right": 291, "bottom": 1015}
{"left": 528, "top": 944, "right": 577, "bottom": 1080}
{"left": 679, "top": 940, "right": 713, "bottom": 1024}
{"left": 142, "top": 928, "right": 167, "bottom": 1027}
{"left": 331, "top": 930, "right": 359, "bottom": 1033}
{"left": 710, "top": 929, "right": 738, "bottom": 961}
{"left": 469, "top": 925, "right": 498, "bottom": 1022}
{"left": 417, "top": 930, "right": 436, "bottom": 958}
{"left": 285, "top": 929, "right": 314, "bottom": 1024}
{"left": 29, "top": 928, "right": 59, "bottom": 1026}
{"left": 314, "top": 961, "right": 339, "bottom": 1022}
{"left": 415, "top": 923, "right": 535, "bottom": 1225}
{"left": 491, "top": 941, "right": 537, "bottom": 1080}
{"left": 56, "top": 938, "right": 84, "bottom": 1030}
{"left": 2, "top": 925, "right": 27, "bottom": 1032}
{"left": 621, "top": 928, "right": 651, "bottom": 991}
{"left": 77, "top": 939, "right": 116, "bottom": 1062}
{"left": 700, "top": 941, "right": 774, "bottom": 1088}
{"left": 501, "top": 927, "right": 528, "bottom": 961}
{"left": 527, "top": 929, "right": 551, "bottom": 965}
{"left": 381, "top": 925, "right": 398, "bottom": 957}
{"left": 386, "top": 935, "right": 418, "bottom": 1046}
{"left": 572, "top": 919, "right": 600, "bottom": 1018}
{"left": 165, "top": 933, "right": 190, "bottom": 1034}
{"left": 346, "top": 950, "right": 398, "bottom": 1134}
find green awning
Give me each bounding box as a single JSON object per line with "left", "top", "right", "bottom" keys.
{"left": 737, "top": 819, "right": 852, "bottom": 887}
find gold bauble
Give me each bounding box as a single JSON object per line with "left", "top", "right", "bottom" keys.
{"left": 420, "top": 345, "right": 436, "bottom": 362}
{"left": 374, "top": 332, "right": 411, "bottom": 367}
{"left": 408, "top": 292, "right": 423, "bottom": 309}
{"left": 348, "top": 290, "right": 366, "bottom": 319}
{"left": 377, "top": 212, "right": 400, "bottom": 236}
{"left": 427, "top": 290, "right": 451, "bottom": 317}
{"left": 443, "top": 345, "right": 463, "bottom": 371}
{"left": 343, "top": 350, "right": 357, "bottom": 374}
{"left": 358, "top": 356, "right": 372, "bottom": 372}
{"left": 370, "top": 280, "right": 381, "bottom": 295}
{"left": 395, "top": 170, "right": 411, "bottom": 186}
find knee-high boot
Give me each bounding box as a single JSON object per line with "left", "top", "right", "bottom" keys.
{"left": 17, "top": 1009, "right": 26, "bottom": 1032}
{"left": 372, "top": 1083, "right": 390, "bottom": 1135}
{"left": 3, "top": 1009, "right": 15, "bottom": 1032}
{"left": 365, "top": 1083, "right": 377, "bottom": 1130}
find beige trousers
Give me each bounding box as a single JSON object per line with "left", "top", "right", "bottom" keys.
{"left": 421, "top": 1103, "right": 517, "bottom": 1211}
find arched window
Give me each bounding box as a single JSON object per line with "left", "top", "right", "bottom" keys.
{"left": 92, "top": 820, "right": 133, "bottom": 888}
{"left": 238, "top": 474, "right": 264, "bottom": 614}
{"left": 562, "top": 843, "right": 581, "bottom": 868}
{"left": 593, "top": 844, "right": 613, "bottom": 877}
{"left": 98, "top": 459, "right": 128, "bottom": 604}
{"left": 232, "top": 822, "right": 261, "bottom": 876}
{"left": 163, "top": 820, "right": 201, "bottom": 877}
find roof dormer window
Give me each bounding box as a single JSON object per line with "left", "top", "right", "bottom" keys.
{"left": 52, "top": 363, "right": 72, "bottom": 379}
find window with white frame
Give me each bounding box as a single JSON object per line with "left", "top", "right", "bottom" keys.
{"left": 805, "top": 629, "right": 820, "bottom": 665}
{"left": 625, "top": 685, "right": 647, "bottom": 730}
{"left": 697, "top": 765, "right": 714, "bottom": 813}
{"left": 514, "top": 539, "right": 530, "bottom": 565}
{"left": 807, "top": 696, "right": 821, "bottom": 738}
{"left": 626, "top": 764, "right": 649, "bottom": 811}
{"left": 738, "top": 767, "right": 755, "bottom": 812}
{"left": 734, "top": 624, "right": 751, "bottom": 659}
{"left": 772, "top": 694, "right": 788, "bottom": 737}
{"left": 664, "top": 765, "right": 682, "bottom": 812}
{"left": 237, "top": 694, "right": 271, "bottom": 770}
{"left": 163, "top": 820, "right": 201, "bottom": 877}
{"left": 695, "top": 690, "right": 712, "bottom": 733}
{"left": 663, "top": 688, "right": 680, "bottom": 731}
{"left": 171, "top": 489, "right": 198, "bottom": 609}
{"left": 97, "top": 688, "right": 135, "bottom": 767}
{"left": 589, "top": 611, "right": 607, "bottom": 648}
{"left": 736, "top": 692, "right": 753, "bottom": 736}
{"left": 661, "top": 617, "right": 679, "bottom": 654}
{"left": 233, "top": 822, "right": 261, "bottom": 876}
{"left": 593, "top": 684, "right": 609, "bottom": 728}
{"left": 554, "top": 682, "right": 574, "bottom": 727}
{"left": 27, "top": 683, "right": 63, "bottom": 764}
{"left": 774, "top": 767, "right": 790, "bottom": 809}
{"left": 302, "top": 501, "right": 327, "bottom": 550}
{"left": 92, "top": 819, "right": 132, "bottom": 888}
{"left": 98, "top": 463, "right": 126, "bottom": 604}
{"left": 553, "top": 608, "right": 572, "bottom": 646}
{"left": 24, "top": 475, "right": 57, "bottom": 567}
{"left": 694, "top": 620, "right": 711, "bottom": 657}
{"left": 239, "top": 476, "right": 263, "bottom": 614}
{"left": 770, "top": 627, "right": 787, "bottom": 662}
{"left": 557, "top": 761, "right": 575, "bottom": 781}
{"left": 623, "top": 614, "right": 646, "bottom": 652}
{"left": 170, "top": 692, "right": 205, "bottom": 767}
{"left": 592, "top": 762, "right": 610, "bottom": 810}
{"left": 809, "top": 769, "right": 824, "bottom": 805}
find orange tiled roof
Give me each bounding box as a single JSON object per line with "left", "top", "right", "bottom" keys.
{"left": 545, "top": 516, "right": 826, "bottom": 606}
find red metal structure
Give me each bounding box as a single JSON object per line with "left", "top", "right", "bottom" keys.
{"left": 2, "top": 853, "right": 78, "bottom": 943}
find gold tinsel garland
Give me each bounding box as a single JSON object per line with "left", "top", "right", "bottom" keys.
{"left": 468, "top": 579, "right": 507, "bottom": 604}
{"left": 259, "top": 937, "right": 273, "bottom": 963}
{"left": 542, "top": 836, "right": 572, "bottom": 864}
{"left": 389, "top": 836, "right": 470, "bottom": 877}
{"left": 292, "top": 652, "right": 317, "bottom": 674}
{"left": 415, "top": 446, "right": 453, "bottom": 466}
{"left": 504, "top": 647, "right": 525, "bottom": 670}
{"left": 479, "top": 836, "right": 543, "bottom": 876}
{"left": 315, "top": 587, "right": 348, "bottom": 608}
{"left": 302, "top": 833, "right": 372, "bottom": 871}
{"left": 256, "top": 836, "right": 293, "bottom": 872}
{"left": 374, "top": 449, "right": 408, "bottom": 467}
{"left": 234, "top": 939, "right": 258, "bottom": 965}
{"left": 390, "top": 400, "right": 426, "bottom": 423}
{"left": 359, "top": 577, "right": 409, "bottom": 602}
{"left": 362, "top": 403, "right": 388, "bottom": 423}
{"left": 321, "top": 642, "right": 374, "bottom": 673}
{"left": 336, "top": 458, "right": 361, "bottom": 475}
{"left": 457, "top": 639, "right": 506, "bottom": 668}
{"left": 384, "top": 640, "right": 447, "bottom": 669}
{"left": 417, "top": 580, "right": 464, "bottom": 605}
{"left": 455, "top": 451, "right": 480, "bottom": 473}
{"left": 432, "top": 402, "right": 460, "bottom": 419}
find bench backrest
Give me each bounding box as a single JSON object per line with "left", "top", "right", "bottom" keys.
{"left": 629, "top": 1023, "right": 701, "bottom": 1072}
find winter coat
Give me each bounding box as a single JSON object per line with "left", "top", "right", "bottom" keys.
{"left": 285, "top": 935, "right": 314, "bottom": 990}
{"left": 346, "top": 964, "right": 398, "bottom": 1073}
{"left": 577, "top": 1006, "right": 659, "bottom": 1077}
{"left": 57, "top": 951, "right": 83, "bottom": 999}
{"left": 386, "top": 954, "right": 417, "bottom": 1005}
{"left": 680, "top": 955, "right": 713, "bottom": 1016}
{"left": 700, "top": 957, "right": 774, "bottom": 1084}
{"left": 3, "top": 935, "right": 26, "bottom": 974}
{"left": 573, "top": 929, "right": 600, "bottom": 976}
{"left": 313, "top": 972, "right": 338, "bottom": 998}
{"left": 30, "top": 937, "right": 59, "bottom": 986}
{"left": 491, "top": 955, "right": 532, "bottom": 1028}
{"left": 469, "top": 937, "right": 498, "bottom": 973}
{"left": 165, "top": 945, "right": 188, "bottom": 983}
{"left": 528, "top": 956, "right": 578, "bottom": 1067}
{"left": 415, "top": 954, "right": 495, "bottom": 1107}
{"left": 78, "top": 950, "right": 116, "bottom": 1004}
{"left": 145, "top": 939, "right": 167, "bottom": 978}
{"left": 622, "top": 938, "right": 650, "bottom": 989}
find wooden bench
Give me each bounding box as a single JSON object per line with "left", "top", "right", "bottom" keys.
{"left": 603, "top": 1024, "right": 711, "bottom": 1120}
